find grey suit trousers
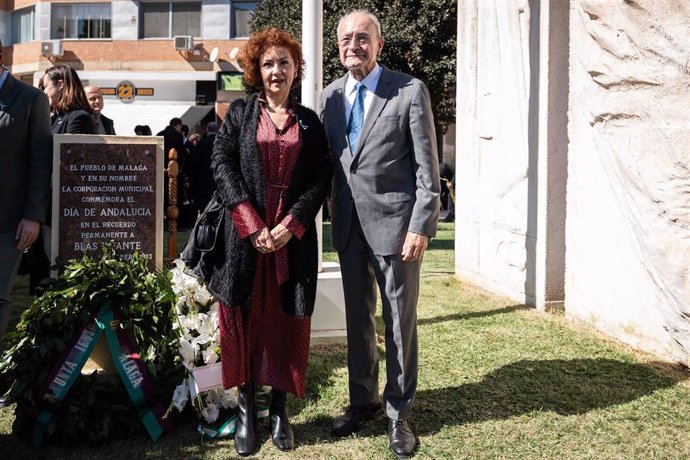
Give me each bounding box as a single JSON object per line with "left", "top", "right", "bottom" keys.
{"left": 0, "top": 232, "right": 22, "bottom": 350}
{"left": 338, "top": 208, "right": 420, "bottom": 421}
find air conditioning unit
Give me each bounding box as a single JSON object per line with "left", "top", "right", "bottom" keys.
{"left": 40, "top": 40, "right": 63, "bottom": 57}
{"left": 174, "top": 36, "right": 193, "bottom": 51}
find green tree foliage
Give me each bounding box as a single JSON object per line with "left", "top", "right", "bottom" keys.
{"left": 250, "top": 0, "right": 456, "bottom": 135}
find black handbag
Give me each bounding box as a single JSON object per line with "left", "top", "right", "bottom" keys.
{"left": 181, "top": 191, "right": 225, "bottom": 271}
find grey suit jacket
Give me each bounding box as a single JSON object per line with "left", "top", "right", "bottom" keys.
{"left": 0, "top": 73, "right": 53, "bottom": 232}
{"left": 320, "top": 66, "right": 440, "bottom": 255}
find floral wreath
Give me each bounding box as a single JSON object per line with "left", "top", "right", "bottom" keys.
{"left": 167, "top": 261, "right": 269, "bottom": 436}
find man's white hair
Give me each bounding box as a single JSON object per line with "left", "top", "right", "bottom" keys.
{"left": 337, "top": 9, "right": 382, "bottom": 38}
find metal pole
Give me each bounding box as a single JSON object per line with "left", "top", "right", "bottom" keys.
{"left": 301, "top": 0, "right": 324, "bottom": 270}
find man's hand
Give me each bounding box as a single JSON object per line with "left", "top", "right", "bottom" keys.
{"left": 270, "top": 224, "right": 293, "bottom": 251}
{"left": 249, "top": 227, "right": 275, "bottom": 253}
{"left": 401, "top": 232, "right": 429, "bottom": 262}
{"left": 15, "top": 219, "right": 40, "bottom": 251}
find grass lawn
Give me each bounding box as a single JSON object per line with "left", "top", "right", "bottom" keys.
{"left": 2, "top": 222, "right": 690, "bottom": 459}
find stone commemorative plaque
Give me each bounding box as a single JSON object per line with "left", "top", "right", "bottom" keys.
{"left": 51, "top": 135, "right": 164, "bottom": 269}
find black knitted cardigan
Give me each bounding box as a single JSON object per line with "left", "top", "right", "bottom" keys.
{"left": 203, "top": 93, "right": 332, "bottom": 317}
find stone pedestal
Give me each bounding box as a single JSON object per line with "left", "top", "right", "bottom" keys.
{"left": 81, "top": 335, "right": 116, "bottom": 376}
{"left": 311, "top": 261, "right": 347, "bottom": 343}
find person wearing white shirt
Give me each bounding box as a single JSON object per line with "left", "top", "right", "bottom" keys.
{"left": 320, "top": 9, "right": 440, "bottom": 460}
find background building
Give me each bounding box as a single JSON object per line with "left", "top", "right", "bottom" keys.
{"left": 0, "top": 0, "right": 258, "bottom": 134}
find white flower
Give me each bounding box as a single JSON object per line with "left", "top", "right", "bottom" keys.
{"left": 171, "top": 261, "right": 228, "bottom": 423}
{"left": 198, "top": 313, "right": 215, "bottom": 338}
{"left": 190, "top": 314, "right": 215, "bottom": 349}
{"left": 179, "top": 338, "right": 196, "bottom": 369}
{"left": 183, "top": 276, "right": 199, "bottom": 293}
{"left": 193, "top": 286, "right": 213, "bottom": 306}
{"left": 182, "top": 312, "right": 202, "bottom": 332}
{"left": 201, "top": 402, "right": 220, "bottom": 424}
{"left": 171, "top": 381, "right": 188, "bottom": 411}
{"left": 171, "top": 260, "right": 184, "bottom": 279}
{"left": 220, "top": 389, "right": 238, "bottom": 409}
{"left": 191, "top": 337, "right": 211, "bottom": 353}
{"left": 202, "top": 347, "right": 219, "bottom": 365}
{"left": 171, "top": 260, "right": 192, "bottom": 295}
{"left": 174, "top": 316, "right": 193, "bottom": 340}
{"left": 184, "top": 293, "right": 196, "bottom": 309}
{"left": 205, "top": 389, "right": 221, "bottom": 406}
{"left": 175, "top": 297, "right": 187, "bottom": 315}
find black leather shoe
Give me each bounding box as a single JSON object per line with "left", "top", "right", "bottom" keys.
{"left": 235, "top": 383, "right": 257, "bottom": 456}
{"left": 270, "top": 390, "right": 294, "bottom": 451}
{"left": 331, "top": 401, "right": 382, "bottom": 437}
{"left": 387, "top": 418, "right": 418, "bottom": 459}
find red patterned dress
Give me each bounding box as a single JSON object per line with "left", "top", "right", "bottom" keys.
{"left": 218, "top": 97, "right": 312, "bottom": 397}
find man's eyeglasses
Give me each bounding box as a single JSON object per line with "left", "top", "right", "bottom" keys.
{"left": 338, "top": 33, "right": 373, "bottom": 47}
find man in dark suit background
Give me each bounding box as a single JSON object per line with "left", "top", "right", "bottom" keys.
{"left": 157, "top": 117, "right": 186, "bottom": 158}
{"left": 84, "top": 85, "right": 116, "bottom": 135}
{"left": 0, "top": 39, "right": 53, "bottom": 353}
{"left": 188, "top": 121, "right": 218, "bottom": 217}
{"left": 320, "top": 9, "right": 440, "bottom": 459}
{"left": 158, "top": 117, "right": 187, "bottom": 220}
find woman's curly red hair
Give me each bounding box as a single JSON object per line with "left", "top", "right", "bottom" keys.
{"left": 239, "top": 28, "right": 305, "bottom": 90}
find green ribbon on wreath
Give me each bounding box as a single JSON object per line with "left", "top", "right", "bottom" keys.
{"left": 101, "top": 303, "right": 174, "bottom": 441}
{"left": 197, "top": 406, "right": 269, "bottom": 439}
{"left": 31, "top": 302, "right": 173, "bottom": 447}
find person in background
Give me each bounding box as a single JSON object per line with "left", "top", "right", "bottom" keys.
{"left": 186, "top": 132, "right": 201, "bottom": 150}
{"left": 189, "top": 122, "right": 218, "bottom": 217}
{"left": 158, "top": 118, "right": 187, "bottom": 218}
{"left": 134, "top": 124, "right": 152, "bottom": 136}
{"left": 207, "top": 28, "right": 331, "bottom": 456}
{"left": 157, "top": 117, "right": 186, "bottom": 158}
{"left": 84, "top": 85, "right": 116, "bottom": 135}
{"left": 320, "top": 9, "right": 440, "bottom": 459}
{"left": 31, "top": 65, "right": 95, "bottom": 295}
{"left": 438, "top": 161, "right": 455, "bottom": 222}
{"left": 181, "top": 124, "right": 189, "bottom": 144}
{"left": 0, "top": 38, "right": 52, "bottom": 366}
{"left": 179, "top": 132, "right": 201, "bottom": 227}
{"left": 40, "top": 65, "right": 95, "bottom": 135}
{"left": 0, "top": 42, "right": 53, "bottom": 407}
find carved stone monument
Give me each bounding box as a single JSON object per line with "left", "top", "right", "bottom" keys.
{"left": 455, "top": 0, "right": 690, "bottom": 364}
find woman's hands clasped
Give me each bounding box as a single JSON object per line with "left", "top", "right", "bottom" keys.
{"left": 269, "top": 224, "right": 293, "bottom": 251}
{"left": 250, "top": 227, "right": 275, "bottom": 253}
{"left": 250, "top": 224, "right": 293, "bottom": 253}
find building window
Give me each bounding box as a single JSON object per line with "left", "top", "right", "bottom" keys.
{"left": 231, "top": 1, "right": 258, "bottom": 38}
{"left": 141, "top": 2, "right": 201, "bottom": 38}
{"left": 51, "top": 4, "right": 112, "bottom": 39}
{"left": 11, "top": 7, "right": 35, "bottom": 44}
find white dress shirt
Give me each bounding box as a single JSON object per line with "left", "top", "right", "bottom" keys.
{"left": 344, "top": 63, "right": 383, "bottom": 123}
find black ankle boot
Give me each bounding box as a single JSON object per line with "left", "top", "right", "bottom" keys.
{"left": 270, "top": 390, "right": 294, "bottom": 451}
{"left": 235, "top": 382, "right": 257, "bottom": 456}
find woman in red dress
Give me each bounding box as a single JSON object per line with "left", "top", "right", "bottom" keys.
{"left": 207, "top": 29, "right": 331, "bottom": 456}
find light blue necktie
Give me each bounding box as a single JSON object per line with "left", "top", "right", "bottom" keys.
{"left": 347, "top": 82, "right": 366, "bottom": 153}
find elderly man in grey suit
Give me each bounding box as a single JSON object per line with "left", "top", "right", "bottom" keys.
{"left": 0, "top": 40, "right": 53, "bottom": 355}
{"left": 320, "top": 9, "right": 440, "bottom": 459}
